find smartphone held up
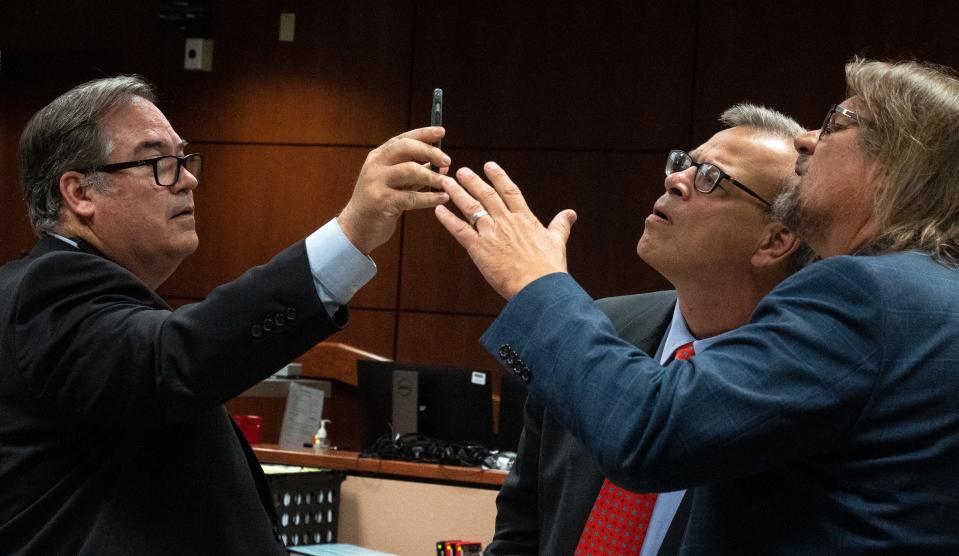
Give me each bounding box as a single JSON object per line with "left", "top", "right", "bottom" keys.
{"left": 429, "top": 87, "right": 443, "bottom": 173}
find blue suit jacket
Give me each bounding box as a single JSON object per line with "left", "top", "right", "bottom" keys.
{"left": 482, "top": 252, "right": 959, "bottom": 553}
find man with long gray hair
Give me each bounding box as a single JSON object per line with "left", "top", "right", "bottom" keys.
{"left": 437, "top": 58, "right": 959, "bottom": 552}
{"left": 0, "top": 75, "right": 450, "bottom": 554}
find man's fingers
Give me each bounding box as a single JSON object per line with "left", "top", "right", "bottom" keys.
{"left": 440, "top": 175, "right": 489, "bottom": 221}
{"left": 456, "top": 167, "right": 509, "bottom": 218}
{"left": 378, "top": 130, "right": 449, "bottom": 168}
{"left": 483, "top": 161, "right": 530, "bottom": 214}
{"left": 385, "top": 161, "right": 448, "bottom": 192}
{"left": 420, "top": 161, "right": 451, "bottom": 176}
{"left": 401, "top": 190, "right": 450, "bottom": 210}
{"left": 547, "top": 209, "right": 578, "bottom": 244}
{"left": 435, "top": 204, "right": 477, "bottom": 249}
{"left": 392, "top": 125, "right": 445, "bottom": 144}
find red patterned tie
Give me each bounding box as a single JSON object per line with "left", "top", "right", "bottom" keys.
{"left": 575, "top": 341, "right": 695, "bottom": 555}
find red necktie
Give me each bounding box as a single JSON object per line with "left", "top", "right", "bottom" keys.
{"left": 575, "top": 341, "right": 695, "bottom": 555}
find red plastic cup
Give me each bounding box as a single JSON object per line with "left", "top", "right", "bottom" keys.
{"left": 232, "top": 414, "right": 262, "bottom": 444}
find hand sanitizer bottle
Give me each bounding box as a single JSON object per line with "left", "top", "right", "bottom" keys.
{"left": 312, "top": 419, "right": 331, "bottom": 452}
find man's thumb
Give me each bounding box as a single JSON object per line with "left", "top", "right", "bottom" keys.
{"left": 548, "top": 209, "right": 577, "bottom": 243}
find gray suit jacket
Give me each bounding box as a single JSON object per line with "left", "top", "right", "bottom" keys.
{"left": 486, "top": 290, "right": 676, "bottom": 555}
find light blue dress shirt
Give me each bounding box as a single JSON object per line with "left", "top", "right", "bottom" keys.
{"left": 304, "top": 218, "right": 377, "bottom": 317}
{"left": 640, "top": 301, "right": 728, "bottom": 556}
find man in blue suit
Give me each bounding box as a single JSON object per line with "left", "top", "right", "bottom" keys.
{"left": 486, "top": 104, "right": 808, "bottom": 555}
{"left": 436, "top": 58, "right": 959, "bottom": 552}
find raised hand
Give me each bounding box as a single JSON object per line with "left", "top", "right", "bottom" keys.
{"left": 435, "top": 161, "right": 577, "bottom": 300}
{"left": 338, "top": 127, "right": 451, "bottom": 254}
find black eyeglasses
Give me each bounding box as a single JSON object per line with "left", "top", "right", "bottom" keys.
{"left": 819, "top": 104, "right": 862, "bottom": 140}
{"left": 665, "top": 149, "right": 772, "bottom": 207}
{"left": 86, "top": 153, "right": 203, "bottom": 188}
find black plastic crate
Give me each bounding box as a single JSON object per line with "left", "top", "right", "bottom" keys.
{"left": 264, "top": 467, "right": 347, "bottom": 548}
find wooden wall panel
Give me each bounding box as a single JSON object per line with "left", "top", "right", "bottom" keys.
{"left": 3, "top": 1, "right": 155, "bottom": 54}
{"left": 693, "top": 3, "right": 847, "bottom": 140}
{"left": 1, "top": 82, "right": 34, "bottom": 265}
{"left": 394, "top": 310, "right": 500, "bottom": 382}
{"left": 5, "top": 1, "right": 959, "bottom": 379}
{"left": 0, "top": 47, "right": 132, "bottom": 265}
{"left": 321, "top": 308, "right": 396, "bottom": 362}
{"left": 848, "top": 1, "right": 959, "bottom": 70}
{"left": 0, "top": 208, "right": 34, "bottom": 265}
{"left": 158, "top": 0, "right": 415, "bottom": 145}
{"left": 159, "top": 143, "right": 401, "bottom": 310}
{"left": 400, "top": 150, "right": 671, "bottom": 314}
{"left": 693, "top": 1, "right": 959, "bottom": 141}
{"left": 411, "top": 2, "right": 697, "bottom": 151}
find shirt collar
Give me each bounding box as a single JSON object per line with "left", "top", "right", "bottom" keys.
{"left": 659, "top": 300, "right": 730, "bottom": 363}
{"left": 45, "top": 231, "right": 79, "bottom": 248}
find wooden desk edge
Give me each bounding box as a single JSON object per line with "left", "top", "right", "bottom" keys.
{"left": 254, "top": 444, "right": 507, "bottom": 487}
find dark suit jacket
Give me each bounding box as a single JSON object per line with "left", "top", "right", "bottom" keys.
{"left": 486, "top": 291, "right": 675, "bottom": 555}
{"left": 483, "top": 254, "right": 959, "bottom": 553}
{"left": 0, "top": 235, "right": 344, "bottom": 555}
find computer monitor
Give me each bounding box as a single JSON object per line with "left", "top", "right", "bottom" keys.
{"left": 357, "top": 360, "right": 495, "bottom": 450}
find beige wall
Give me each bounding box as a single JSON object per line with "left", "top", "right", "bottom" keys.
{"left": 338, "top": 476, "right": 497, "bottom": 555}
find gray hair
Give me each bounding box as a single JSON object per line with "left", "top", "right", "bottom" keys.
{"left": 719, "top": 103, "right": 806, "bottom": 140}
{"left": 720, "top": 103, "right": 813, "bottom": 273}
{"left": 18, "top": 75, "right": 156, "bottom": 235}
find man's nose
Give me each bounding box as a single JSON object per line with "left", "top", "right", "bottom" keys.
{"left": 172, "top": 167, "right": 199, "bottom": 193}
{"left": 794, "top": 129, "right": 818, "bottom": 156}
{"left": 665, "top": 167, "right": 694, "bottom": 200}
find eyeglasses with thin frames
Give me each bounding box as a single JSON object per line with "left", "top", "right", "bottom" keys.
{"left": 819, "top": 104, "right": 862, "bottom": 140}
{"left": 665, "top": 149, "right": 772, "bottom": 207}
{"left": 83, "top": 153, "right": 203, "bottom": 188}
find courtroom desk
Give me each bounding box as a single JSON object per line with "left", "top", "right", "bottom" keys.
{"left": 254, "top": 444, "right": 507, "bottom": 487}
{"left": 254, "top": 445, "right": 504, "bottom": 555}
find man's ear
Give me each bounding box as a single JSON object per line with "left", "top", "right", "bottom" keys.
{"left": 751, "top": 221, "right": 800, "bottom": 269}
{"left": 59, "top": 171, "right": 97, "bottom": 220}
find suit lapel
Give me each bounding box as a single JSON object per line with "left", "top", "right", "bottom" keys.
{"left": 597, "top": 291, "right": 676, "bottom": 355}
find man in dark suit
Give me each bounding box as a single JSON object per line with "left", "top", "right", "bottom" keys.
{"left": 437, "top": 58, "right": 959, "bottom": 552}
{"left": 0, "top": 76, "right": 450, "bottom": 554}
{"left": 486, "top": 105, "right": 807, "bottom": 555}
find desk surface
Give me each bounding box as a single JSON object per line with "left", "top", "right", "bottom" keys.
{"left": 253, "top": 444, "right": 508, "bottom": 487}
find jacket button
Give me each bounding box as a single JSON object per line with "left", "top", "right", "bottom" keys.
{"left": 251, "top": 324, "right": 263, "bottom": 338}
{"left": 262, "top": 317, "right": 274, "bottom": 332}
{"left": 499, "top": 344, "right": 512, "bottom": 359}
{"left": 286, "top": 307, "right": 297, "bottom": 321}
{"left": 274, "top": 312, "right": 286, "bottom": 327}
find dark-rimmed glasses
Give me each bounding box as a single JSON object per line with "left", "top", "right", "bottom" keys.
{"left": 665, "top": 149, "right": 771, "bottom": 207}
{"left": 85, "top": 153, "right": 203, "bottom": 188}
{"left": 819, "top": 104, "right": 862, "bottom": 140}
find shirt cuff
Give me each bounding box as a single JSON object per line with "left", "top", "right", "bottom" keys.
{"left": 305, "top": 219, "right": 377, "bottom": 316}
